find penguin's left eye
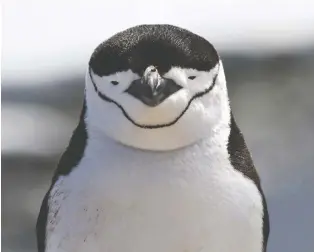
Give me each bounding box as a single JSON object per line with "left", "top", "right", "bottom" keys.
{"left": 111, "top": 81, "right": 119, "bottom": 85}
{"left": 188, "top": 76, "right": 196, "bottom": 80}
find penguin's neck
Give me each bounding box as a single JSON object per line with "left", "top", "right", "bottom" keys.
{"left": 54, "top": 104, "right": 236, "bottom": 182}
{"left": 84, "top": 113, "right": 231, "bottom": 159}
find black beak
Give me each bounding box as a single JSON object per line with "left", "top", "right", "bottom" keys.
{"left": 125, "top": 66, "right": 182, "bottom": 107}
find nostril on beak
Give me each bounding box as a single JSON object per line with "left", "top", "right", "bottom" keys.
{"left": 144, "top": 66, "right": 157, "bottom": 76}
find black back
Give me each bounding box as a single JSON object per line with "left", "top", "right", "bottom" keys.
{"left": 89, "top": 24, "right": 219, "bottom": 76}
{"left": 228, "top": 112, "right": 270, "bottom": 252}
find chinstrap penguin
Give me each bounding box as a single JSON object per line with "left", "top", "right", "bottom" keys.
{"left": 37, "top": 24, "right": 269, "bottom": 252}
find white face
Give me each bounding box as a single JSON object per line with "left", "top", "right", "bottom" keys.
{"left": 85, "top": 60, "right": 230, "bottom": 151}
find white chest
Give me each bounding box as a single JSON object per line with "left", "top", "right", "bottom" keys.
{"left": 46, "top": 139, "right": 264, "bottom": 252}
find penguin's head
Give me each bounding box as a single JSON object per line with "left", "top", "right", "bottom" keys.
{"left": 85, "top": 24, "right": 230, "bottom": 151}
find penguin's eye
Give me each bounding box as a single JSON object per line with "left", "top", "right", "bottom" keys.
{"left": 188, "top": 76, "right": 196, "bottom": 80}
{"left": 111, "top": 81, "right": 119, "bottom": 85}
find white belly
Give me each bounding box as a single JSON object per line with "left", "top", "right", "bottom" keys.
{"left": 46, "top": 140, "right": 264, "bottom": 252}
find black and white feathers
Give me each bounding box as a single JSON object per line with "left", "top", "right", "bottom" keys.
{"left": 37, "top": 24, "right": 269, "bottom": 252}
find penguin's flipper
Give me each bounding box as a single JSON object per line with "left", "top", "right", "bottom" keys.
{"left": 228, "top": 113, "right": 270, "bottom": 251}
{"left": 36, "top": 101, "right": 87, "bottom": 252}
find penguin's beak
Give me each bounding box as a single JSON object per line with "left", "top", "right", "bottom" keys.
{"left": 125, "top": 66, "right": 182, "bottom": 107}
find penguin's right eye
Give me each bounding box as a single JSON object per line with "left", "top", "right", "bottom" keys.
{"left": 111, "top": 81, "right": 119, "bottom": 85}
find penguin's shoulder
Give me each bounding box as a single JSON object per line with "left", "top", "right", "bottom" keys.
{"left": 227, "top": 113, "right": 261, "bottom": 184}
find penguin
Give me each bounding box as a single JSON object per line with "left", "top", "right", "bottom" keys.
{"left": 36, "top": 24, "right": 269, "bottom": 252}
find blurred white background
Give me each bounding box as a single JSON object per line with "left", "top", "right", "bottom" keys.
{"left": 2, "top": 1, "right": 314, "bottom": 251}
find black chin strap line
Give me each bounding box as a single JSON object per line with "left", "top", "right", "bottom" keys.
{"left": 88, "top": 63, "right": 220, "bottom": 129}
